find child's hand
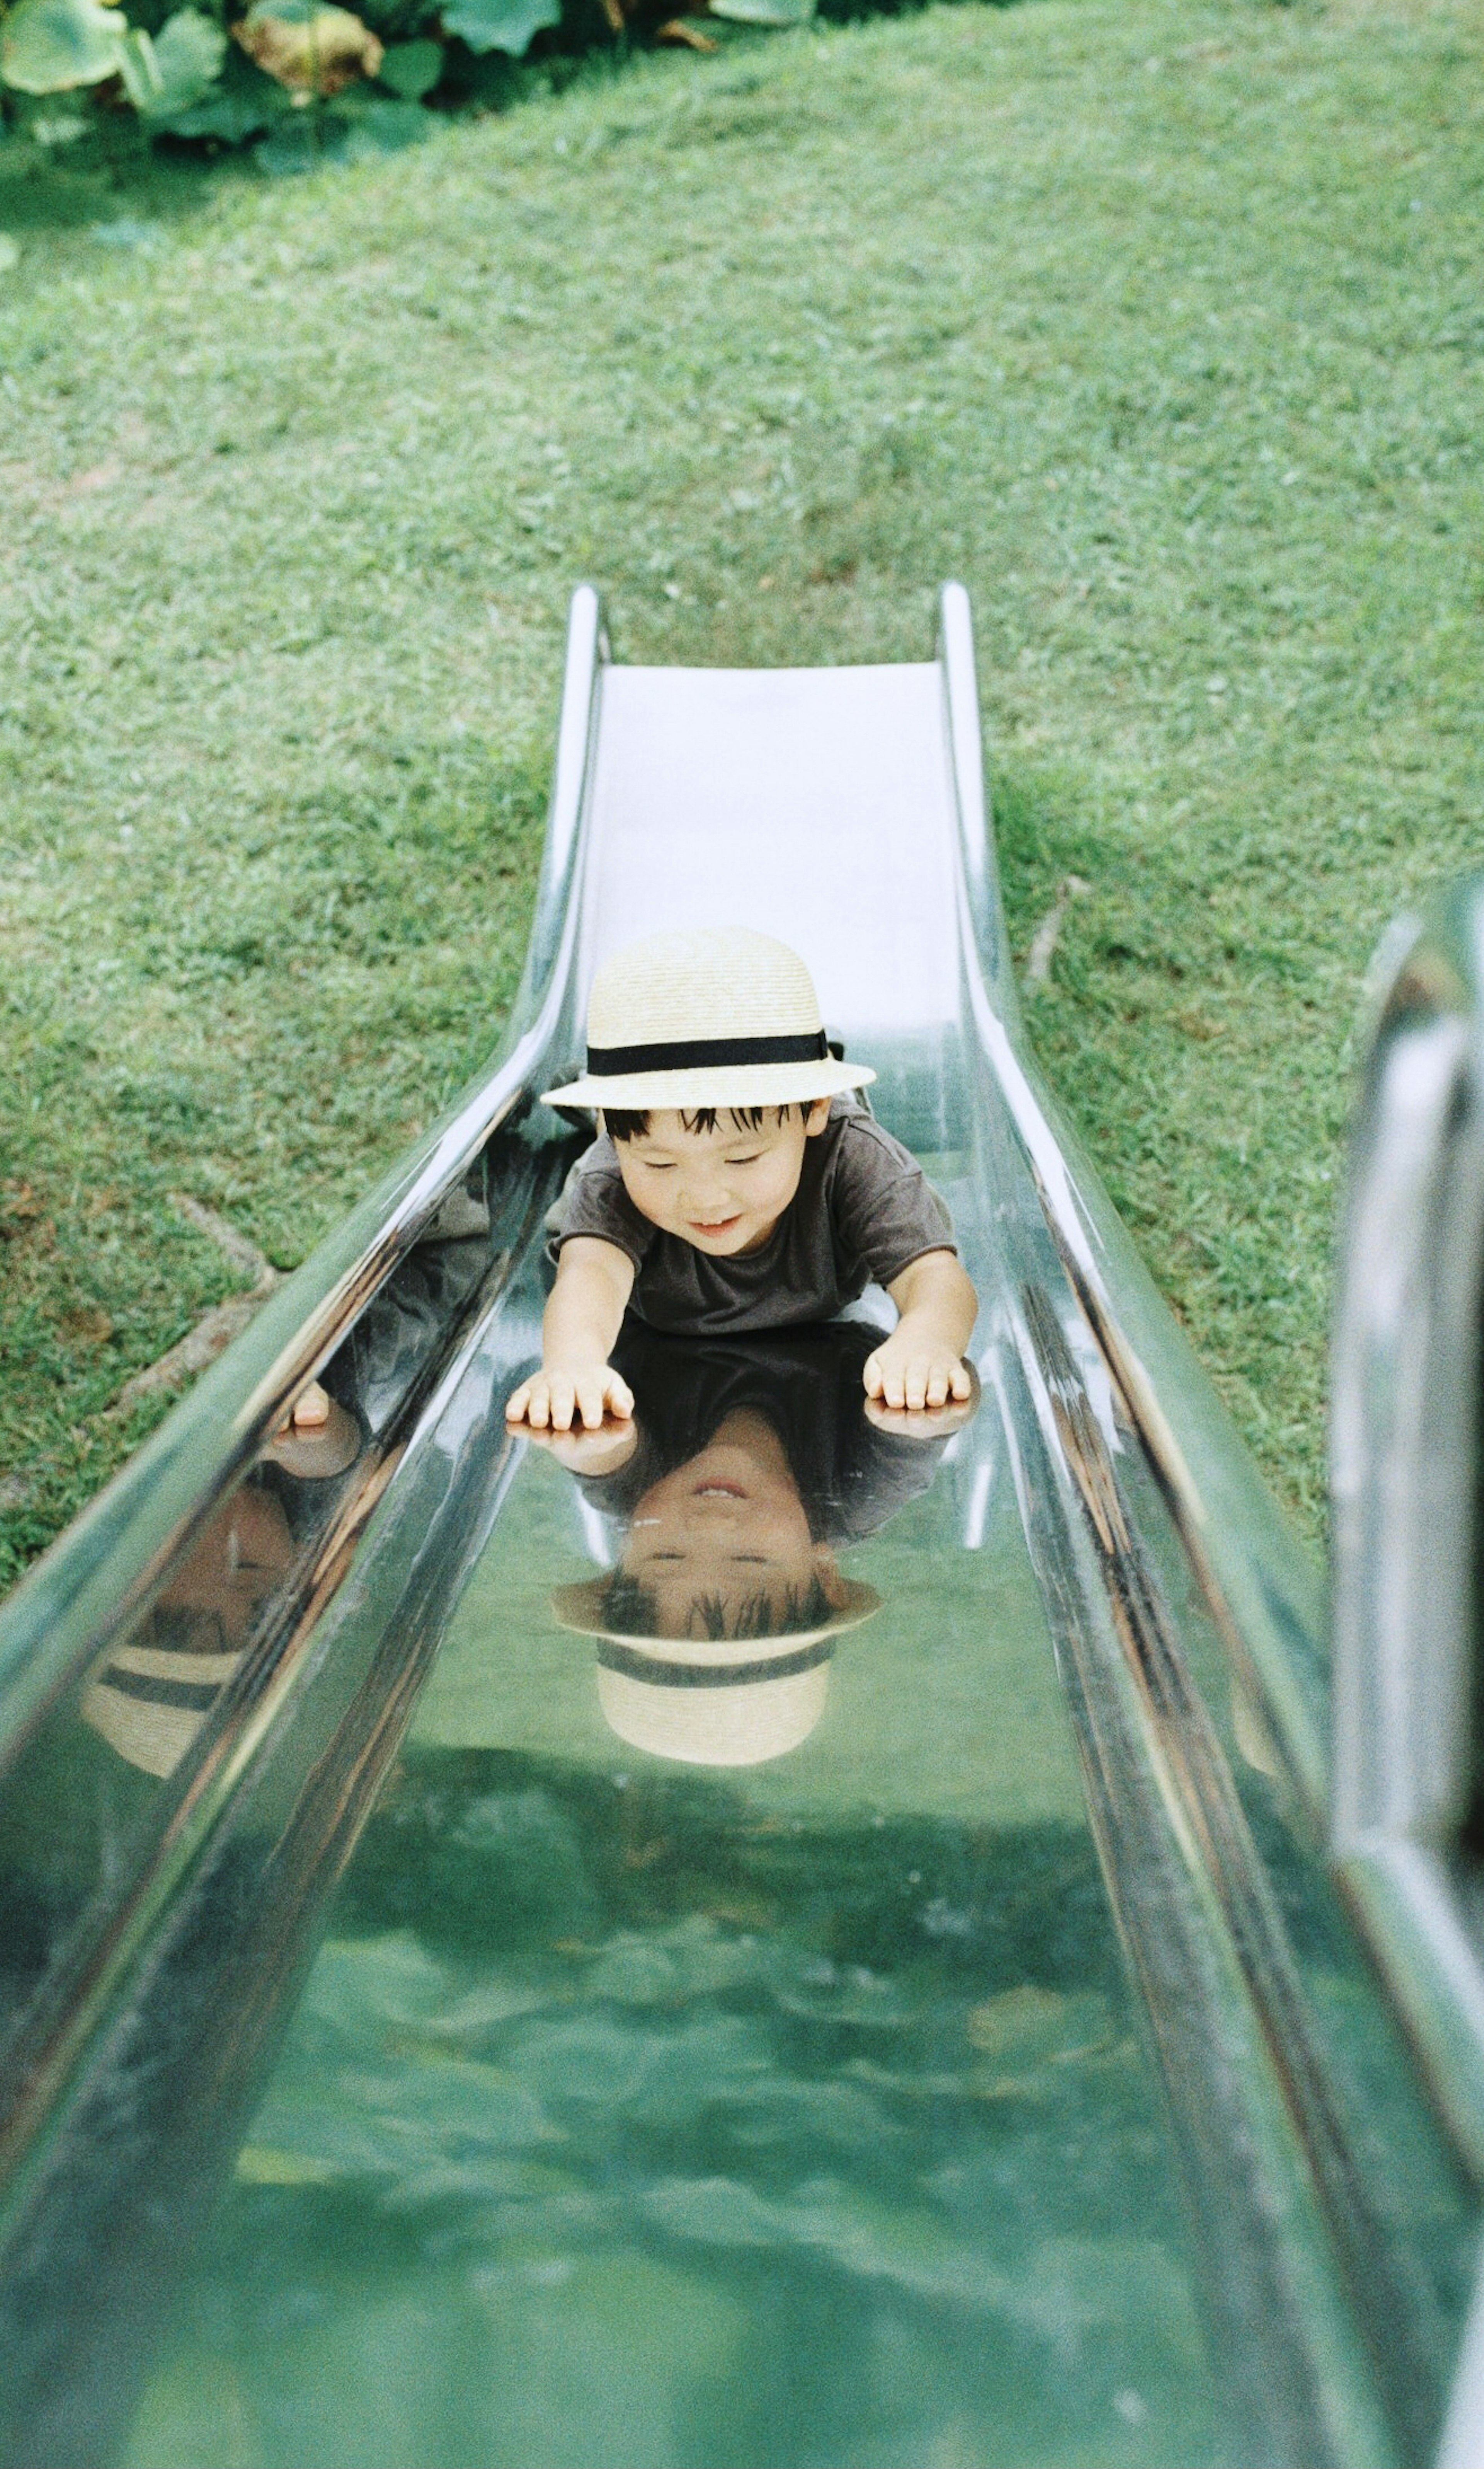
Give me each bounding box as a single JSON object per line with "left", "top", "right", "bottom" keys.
{"left": 862, "top": 1334, "right": 971, "bottom": 1414}
{"left": 506, "top": 1362, "right": 634, "bottom": 1433}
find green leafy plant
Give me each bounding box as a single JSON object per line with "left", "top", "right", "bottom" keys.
{"left": 376, "top": 33, "right": 440, "bottom": 92}
{"left": 119, "top": 9, "right": 228, "bottom": 116}
{"left": 1, "top": 0, "right": 130, "bottom": 94}
{"left": 0, "top": 0, "right": 820, "bottom": 169}
{"left": 440, "top": 0, "right": 557, "bottom": 57}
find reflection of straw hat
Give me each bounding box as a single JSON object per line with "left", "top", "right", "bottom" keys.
{"left": 81, "top": 1623, "right": 245, "bottom": 1778}
{"left": 551, "top": 1576, "right": 880, "bottom": 1767}
{"left": 541, "top": 929, "right": 875, "bottom": 1116}
{"left": 81, "top": 1661, "right": 235, "bottom": 1777}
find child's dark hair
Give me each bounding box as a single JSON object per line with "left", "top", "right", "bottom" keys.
{"left": 599, "top": 1570, "right": 834, "bottom": 1640}
{"left": 602, "top": 1104, "right": 814, "bottom": 1144}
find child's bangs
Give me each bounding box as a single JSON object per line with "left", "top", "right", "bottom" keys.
{"left": 604, "top": 1104, "right": 802, "bottom": 1143}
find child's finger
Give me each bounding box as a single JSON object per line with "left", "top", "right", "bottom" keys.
{"left": 862, "top": 1351, "right": 885, "bottom": 1399}
{"left": 926, "top": 1367, "right": 949, "bottom": 1409}
{"left": 546, "top": 1375, "right": 576, "bottom": 1432}
{"left": 293, "top": 1380, "right": 330, "bottom": 1431}
{"left": 575, "top": 1374, "right": 608, "bottom": 1430}
{"left": 505, "top": 1378, "right": 534, "bottom": 1424}
{"left": 905, "top": 1363, "right": 928, "bottom": 1411}
{"left": 950, "top": 1359, "right": 972, "bottom": 1400}
{"left": 606, "top": 1374, "right": 635, "bottom": 1419}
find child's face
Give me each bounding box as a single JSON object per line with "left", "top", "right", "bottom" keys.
{"left": 619, "top": 1408, "right": 844, "bottom": 1640}
{"left": 607, "top": 1102, "right": 829, "bottom": 1256}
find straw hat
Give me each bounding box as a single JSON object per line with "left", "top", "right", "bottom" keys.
{"left": 541, "top": 928, "right": 875, "bottom": 1115}
{"left": 551, "top": 1575, "right": 880, "bottom": 1767}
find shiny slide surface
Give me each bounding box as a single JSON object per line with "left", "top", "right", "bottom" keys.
{"left": 0, "top": 590, "right": 1476, "bottom": 2468}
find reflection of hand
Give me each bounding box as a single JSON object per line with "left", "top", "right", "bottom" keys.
{"left": 864, "top": 1388, "right": 978, "bottom": 1440}
{"left": 277, "top": 1378, "right": 330, "bottom": 1435}
{"left": 506, "top": 1361, "right": 635, "bottom": 1433}
{"left": 522, "top": 1418, "right": 639, "bottom": 1478}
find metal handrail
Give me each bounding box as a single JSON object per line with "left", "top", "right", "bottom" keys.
{"left": 1330, "top": 880, "right": 1484, "bottom": 2183}
{"left": 934, "top": 582, "right": 1329, "bottom": 1818}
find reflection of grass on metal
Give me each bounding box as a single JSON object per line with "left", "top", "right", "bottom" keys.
{"left": 3, "top": 0, "right": 1481, "bottom": 1576}
{"left": 145, "top": 1752, "right": 1205, "bottom": 2460}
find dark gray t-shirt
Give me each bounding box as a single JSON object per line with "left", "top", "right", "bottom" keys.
{"left": 550, "top": 1097, "right": 956, "bottom": 1336}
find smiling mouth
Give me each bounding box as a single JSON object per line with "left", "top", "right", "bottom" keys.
{"left": 689, "top": 1216, "right": 742, "bottom": 1237}
{"left": 693, "top": 1481, "right": 746, "bottom": 1500}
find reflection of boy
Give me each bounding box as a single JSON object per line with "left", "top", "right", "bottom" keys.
{"left": 601, "top": 1406, "right": 843, "bottom": 1645}
{"left": 546, "top": 1324, "right": 969, "bottom": 1766}
{"left": 507, "top": 929, "right": 977, "bottom": 1435}
{"left": 584, "top": 1320, "right": 960, "bottom": 1566}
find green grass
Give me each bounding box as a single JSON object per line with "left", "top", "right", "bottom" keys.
{"left": 2, "top": 0, "right": 1482, "bottom": 1581}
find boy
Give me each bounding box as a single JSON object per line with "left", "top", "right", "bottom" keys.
{"left": 505, "top": 926, "right": 977, "bottom": 1435}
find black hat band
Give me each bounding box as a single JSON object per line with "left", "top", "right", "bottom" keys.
{"left": 597, "top": 1638, "right": 835, "bottom": 1689}
{"left": 584, "top": 1029, "right": 829, "bottom": 1077}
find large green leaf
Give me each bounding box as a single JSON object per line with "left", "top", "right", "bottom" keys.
{"left": 153, "top": 80, "right": 280, "bottom": 139}
{"left": 378, "top": 35, "right": 440, "bottom": 96}
{"left": 441, "top": 0, "right": 558, "bottom": 60}
{"left": 116, "top": 25, "right": 163, "bottom": 107}
{"left": 1, "top": 0, "right": 127, "bottom": 94}
{"left": 135, "top": 9, "right": 226, "bottom": 112}
{"left": 338, "top": 93, "right": 433, "bottom": 153}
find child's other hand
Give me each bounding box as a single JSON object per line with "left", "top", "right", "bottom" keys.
{"left": 505, "top": 1362, "right": 635, "bottom": 1433}
{"left": 862, "top": 1335, "right": 971, "bottom": 1414}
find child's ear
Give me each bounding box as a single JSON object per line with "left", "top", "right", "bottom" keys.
{"left": 804, "top": 1099, "right": 832, "bottom": 1137}
{"left": 811, "top": 1543, "right": 849, "bottom": 1608}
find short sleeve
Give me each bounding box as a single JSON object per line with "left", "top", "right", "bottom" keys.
{"left": 548, "top": 1137, "right": 655, "bottom": 1274}
{"left": 827, "top": 1115, "right": 956, "bottom": 1290}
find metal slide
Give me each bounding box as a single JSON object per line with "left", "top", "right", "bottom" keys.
{"left": 0, "top": 588, "right": 1480, "bottom": 2467}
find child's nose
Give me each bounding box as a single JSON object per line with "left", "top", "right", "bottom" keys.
{"left": 678, "top": 1172, "right": 731, "bottom": 1215}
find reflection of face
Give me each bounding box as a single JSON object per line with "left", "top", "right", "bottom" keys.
{"left": 158, "top": 1489, "right": 297, "bottom": 1646}
{"left": 81, "top": 1486, "right": 296, "bottom": 1777}
{"left": 619, "top": 1409, "right": 845, "bottom": 1640}
{"left": 608, "top": 1105, "right": 829, "bottom": 1258}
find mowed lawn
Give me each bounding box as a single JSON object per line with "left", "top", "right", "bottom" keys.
{"left": 2, "top": 0, "right": 1481, "bottom": 1581}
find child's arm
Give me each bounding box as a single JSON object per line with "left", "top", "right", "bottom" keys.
{"left": 506, "top": 1236, "right": 637, "bottom": 1432}
{"left": 864, "top": 1249, "right": 977, "bottom": 1412}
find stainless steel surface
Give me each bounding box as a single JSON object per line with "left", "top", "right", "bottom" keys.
{"left": 0, "top": 587, "right": 601, "bottom": 2217}
{"left": 1329, "top": 881, "right": 1484, "bottom": 2455}
{"left": 0, "top": 588, "right": 1477, "bottom": 2466}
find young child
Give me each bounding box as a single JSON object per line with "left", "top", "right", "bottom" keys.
{"left": 505, "top": 926, "right": 977, "bottom": 1435}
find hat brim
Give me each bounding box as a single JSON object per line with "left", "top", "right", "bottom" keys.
{"left": 539, "top": 1058, "right": 875, "bottom": 1114}
{"left": 596, "top": 1659, "right": 831, "bottom": 1767}
{"left": 551, "top": 1575, "right": 880, "bottom": 1654}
